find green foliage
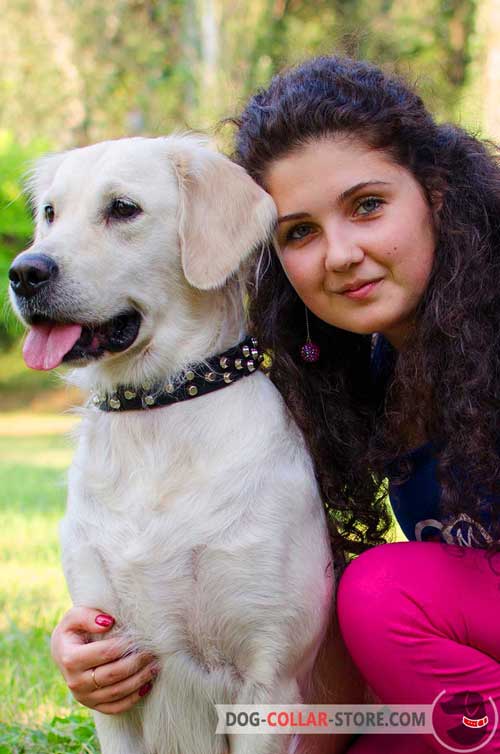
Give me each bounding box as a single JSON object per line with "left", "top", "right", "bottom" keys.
{"left": 0, "top": 131, "right": 50, "bottom": 346}
{"left": 0, "top": 0, "right": 484, "bottom": 151}
{"left": 0, "top": 714, "right": 99, "bottom": 754}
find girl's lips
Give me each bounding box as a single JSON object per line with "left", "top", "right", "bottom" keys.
{"left": 342, "top": 279, "right": 383, "bottom": 299}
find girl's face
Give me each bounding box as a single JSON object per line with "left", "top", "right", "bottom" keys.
{"left": 265, "top": 136, "right": 436, "bottom": 349}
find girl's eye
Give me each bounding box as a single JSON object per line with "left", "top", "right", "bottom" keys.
{"left": 285, "top": 223, "right": 315, "bottom": 242}
{"left": 108, "top": 198, "right": 142, "bottom": 221}
{"left": 354, "top": 197, "right": 384, "bottom": 216}
{"left": 44, "top": 205, "right": 55, "bottom": 224}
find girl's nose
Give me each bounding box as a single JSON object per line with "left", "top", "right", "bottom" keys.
{"left": 324, "top": 234, "right": 365, "bottom": 272}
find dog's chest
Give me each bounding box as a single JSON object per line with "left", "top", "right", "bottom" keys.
{"left": 67, "top": 409, "right": 232, "bottom": 549}
{"left": 62, "top": 401, "right": 277, "bottom": 638}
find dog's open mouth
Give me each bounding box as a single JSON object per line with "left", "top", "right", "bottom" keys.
{"left": 22, "top": 311, "right": 142, "bottom": 371}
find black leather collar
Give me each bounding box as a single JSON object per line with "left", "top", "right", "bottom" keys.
{"left": 92, "top": 336, "right": 264, "bottom": 412}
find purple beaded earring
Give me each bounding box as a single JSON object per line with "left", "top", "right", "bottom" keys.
{"left": 300, "top": 306, "right": 320, "bottom": 363}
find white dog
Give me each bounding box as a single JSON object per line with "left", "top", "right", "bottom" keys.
{"left": 9, "top": 136, "right": 338, "bottom": 754}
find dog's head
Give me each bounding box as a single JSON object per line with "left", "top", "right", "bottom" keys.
{"left": 9, "top": 135, "right": 276, "bottom": 380}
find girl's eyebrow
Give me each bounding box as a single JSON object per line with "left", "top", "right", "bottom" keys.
{"left": 337, "top": 180, "right": 391, "bottom": 203}
{"left": 277, "top": 212, "right": 311, "bottom": 225}
{"left": 277, "top": 180, "right": 392, "bottom": 224}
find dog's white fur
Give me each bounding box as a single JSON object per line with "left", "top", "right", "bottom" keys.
{"left": 17, "top": 136, "right": 336, "bottom": 754}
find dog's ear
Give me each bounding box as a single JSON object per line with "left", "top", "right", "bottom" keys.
{"left": 171, "top": 140, "right": 276, "bottom": 290}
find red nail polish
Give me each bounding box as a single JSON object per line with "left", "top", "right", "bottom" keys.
{"left": 95, "top": 614, "right": 114, "bottom": 627}
{"left": 139, "top": 682, "right": 153, "bottom": 697}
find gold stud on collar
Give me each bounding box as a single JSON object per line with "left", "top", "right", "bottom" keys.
{"left": 223, "top": 372, "right": 232, "bottom": 383}
{"left": 186, "top": 370, "right": 195, "bottom": 381}
{"left": 204, "top": 371, "right": 216, "bottom": 382}
{"left": 219, "top": 356, "right": 229, "bottom": 369}
{"left": 242, "top": 346, "right": 250, "bottom": 357}
{"left": 124, "top": 390, "right": 136, "bottom": 400}
{"left": 247, "top": 360, "right": 255, "bottom": 372}
{"left": 235, "top": 359, "right": 243, "bottom": 370}
{"left": 188, "top": 385, "right": 198, "bottom": 396}
{"left": 144, "top": 395, "right": 155, "bottom": 406}
{"left": 109, "top": 397, "right": 121, "bottom": 409}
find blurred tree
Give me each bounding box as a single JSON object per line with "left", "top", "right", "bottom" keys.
{"left": 475, "top": 0, "right": 500, "bottom": 139}
{"left": 0, "top": 0, "right": 485, "bottom": 148}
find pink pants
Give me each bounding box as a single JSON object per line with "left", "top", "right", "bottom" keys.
{"left": 336, "top": 541, "right": 500, "bottom": 753}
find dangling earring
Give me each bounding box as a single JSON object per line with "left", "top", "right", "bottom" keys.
{"left": 300, "top": 306, "right": 320, "bottom": 363}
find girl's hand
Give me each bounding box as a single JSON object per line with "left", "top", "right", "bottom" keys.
{"left": 50, "top": 607, "right": 160, "bottom": 714}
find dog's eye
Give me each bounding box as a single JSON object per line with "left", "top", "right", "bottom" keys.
{"left": 44, "top": 205, "right": 55, "bottom": 224}
{"left": 108, "top": 199, "right": 142, "bottom": 221}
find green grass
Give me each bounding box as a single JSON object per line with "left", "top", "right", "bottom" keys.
{"left": 0, "top": 418, "right": 100, "bottom": 753}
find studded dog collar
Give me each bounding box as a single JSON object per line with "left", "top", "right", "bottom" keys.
{"left": 92, "top": 336, "right": 264, "bottom": 412}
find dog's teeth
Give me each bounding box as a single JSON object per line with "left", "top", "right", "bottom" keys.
{"left": 188, "top": 385, "right": 198, "bottom": 396}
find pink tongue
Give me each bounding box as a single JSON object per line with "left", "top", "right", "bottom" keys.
{"left": 23, "top": 323, "right": 83, "bottom": 370}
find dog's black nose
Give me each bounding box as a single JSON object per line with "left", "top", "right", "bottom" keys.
{"left": 9, "top": 254, "right": 59, "bottom": 299}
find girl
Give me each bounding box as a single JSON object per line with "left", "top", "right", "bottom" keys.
{"left": 51, "top": 57, "right": 500, "bottom": 752}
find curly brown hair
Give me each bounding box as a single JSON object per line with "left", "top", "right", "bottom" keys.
{"left": 229, "top": 55, "right": 500, "bottom": 562}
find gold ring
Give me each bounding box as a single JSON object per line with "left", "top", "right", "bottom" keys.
{"left": 91, "top": 667, "right": 102, "bottom": 690}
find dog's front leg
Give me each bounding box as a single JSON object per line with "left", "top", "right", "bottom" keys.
{"left": 141, "top": 662, "right": 230, "bottom": 754}
{"left": 228, "top": 677, "right": 301, "bottom": 754}
{"left": 94, "top": 707, "right": 146, "bottom": 754}
{"left": 229, "top": 731, "right": 292, "bottom": 754}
